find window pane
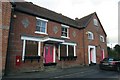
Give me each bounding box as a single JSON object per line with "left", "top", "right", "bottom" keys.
{"left": 36, "top": 20, "right": 41, "bottom": 26}
{"left": 61, "top": 27, "right": 68, "bottom": 37}
{"left": 68, "top": 45, "right": 74, "bottom": 56}
{"left": 88, "top": 32, "right": 93, "bottom": 40}
{"left": 41, "top": 21, "right": 46, "bottom": 28}
{"left": 36, "top": 26, "right": 40, "bottom": 31}
{"left": 62, "top": 32, "right": 66, "bottom": 37}
{"left": 45, "top": 47, "right": 48, "bottom": 55}
{"left": 25, "top": 41, "right": 38, "bottom": 56}
{"left": 65, "top": 28, "right": 67, "bottom": 32}
{"left": 62, "top": 27, "right": 64, "bottom": 31}
{"left": 60, "top": 45, "right": 67, "bottom": 56}
{"left": 40, "top": 27, "right": 45, "bottom": 33}
{"left": 50, "top": 46, "right": 53, "bottom": 56}
{"left": 88, "top": 33, "right": 92, "bottom": 39}
{"left": 65, "top": 33, "right": 67, "bottom": 37}
{"left": 94, "top": 19, "right": 98, "bottom": 26}
{"left": 100, "top": 36, "right": 104, "bottom": 42}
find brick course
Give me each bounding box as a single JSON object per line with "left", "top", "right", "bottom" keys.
{"left": 5, "top": 11, "right": 83, "bottom": 73}
{"left": 1, "top": 2, "right": 12, "bottom": 75}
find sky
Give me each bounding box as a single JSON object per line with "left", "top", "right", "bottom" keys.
{"left": 23, "top": 0, "right": 119, "bottom": 48}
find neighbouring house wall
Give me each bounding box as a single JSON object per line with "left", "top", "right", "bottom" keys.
{"left": 1, "top": 2, "right": 12, "bottom": 75}
{"left": 82, "top": 14, "right": 107, "bottom": 65}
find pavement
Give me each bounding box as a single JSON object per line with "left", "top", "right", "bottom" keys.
{"left": 2, "top": 65, "right": 99, "bottom": 79}
{"left": 2, "top": 65, "right": 120, "bottom": 80}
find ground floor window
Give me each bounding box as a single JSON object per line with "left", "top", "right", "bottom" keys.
{"left": 60, "top": 44, "right": 67, "bottom": 56}
{"left": 25, "top": 41, "right": 38, "bottom": 56}
{"left": 59, "top": 43, "right": 76, "bottom": 57}
{"left": 68, "top": 45, "right": 74, "bottom": 56}
{"left": 22, "top": 40, "right": 41, "bottom": 61}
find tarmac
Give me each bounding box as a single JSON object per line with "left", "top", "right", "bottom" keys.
{"left": 1, "top": 65, "right": 98, "bottom": 79}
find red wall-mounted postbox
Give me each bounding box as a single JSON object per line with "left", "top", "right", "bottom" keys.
{"left": 16, "top": 56, "right": 21, "bottom": 66}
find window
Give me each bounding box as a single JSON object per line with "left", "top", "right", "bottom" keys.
{"left": 88, "top": 31, "right": 94, "bottom": 40}
{"left": 60, "top": 44, "right": 67, "bottom": 56}
{"left": 93, "top": 19, "right": 98, "bottom": 26}
{"left": 61, "top": 24, "right": 69, "bottom": 38}
{"left": 25, "top": 41, "right": 38, "bottom": 56}
{"left": 68, "top": 45, "right": 74, "bottom": 56}
{"left": 60, "top": 43, "right": 76, "bottom": 57}
{"left": 35, "top": 17, "right": 48, "bottom": 34}
{"left": 22, "top": 39, "right": 41, "bottom": 61}
{"left": 100, "top": 35, "right": 104, "bottom": 42}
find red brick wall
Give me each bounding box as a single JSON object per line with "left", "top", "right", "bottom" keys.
{"left": 1, "top": 2, "right": 12, "bottom": 75}
{"left": 6, "top": 11, "right": 83, "bottom": 73}
{"left": 0, "top": 1, "right": 2, "bottom": 75}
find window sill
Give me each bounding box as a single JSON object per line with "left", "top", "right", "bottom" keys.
{"left": 35, "top": 31, "right": 48, "bottom": 35}
{"left": 88, "top": 38, "right": 94, "bottom": 40}
{"left": 44, "top": 63, "right": 57, "bottom": 66}
{"left": 24, "top": 56, "right": 40, "bottom": 63}
{"left": 61, "top": 36, "right": 70, "bottom": 39}
{"left": 60, "top": 56, "right": 77, "bottom": 61}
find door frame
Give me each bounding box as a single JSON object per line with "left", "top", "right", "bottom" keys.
{"left": 43, "top": 44, "right": 56, "bottom": 63}
{"left": 88, "top": 45, "right": 96, "bottom": 64}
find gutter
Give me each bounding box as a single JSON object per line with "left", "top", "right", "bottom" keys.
{"left": 83, "top": 29, "right": 86, "bottom": 65}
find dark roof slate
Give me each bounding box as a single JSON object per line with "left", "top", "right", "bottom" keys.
{"left": 11, "top": 2, "right": 106, "bottom": 36}
{"left": 76, "top": 12, "right": 94, "bottom": 28}
{"left": 13, "top": 2, "right": 80, "bottom": 28}
{"left": 76, "top": 12, "right": 107, "bottom": 36}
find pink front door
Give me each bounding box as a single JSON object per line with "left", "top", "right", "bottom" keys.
{"left": 90, "top": 48, "right": 93, "bottom": 63}
{"left": 44, "top": 45, "right": 54, "bottom": 63}
{"left": 101, "top": 49, "right": 104, "bottom": 60}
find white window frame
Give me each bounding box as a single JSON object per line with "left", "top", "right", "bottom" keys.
{"left": 58, "top": 43, "right": 76, "bottom": 60}
{"left": 21, "top": 39, "right": 41, "bottom": 61}
{"left": 100, "top": 35, "right": 104, "bottom": 42}
{"left": 61, "top": 24, "right": 69, "bottom": 39}
{"left": 93, "top": 19, "right": 98, "bottom": 26}
{"left": 35, "top": 17, "right": 48, "bottom": 35}
{"left": 88, "top": 31, "right": 94, "bottom": 40}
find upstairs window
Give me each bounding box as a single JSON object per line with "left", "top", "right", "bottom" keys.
{"left": 93, "top": 19, "right": 98, "bottom": 26}
{"left": 61, "top": 24, "right": 69, "bottom": 38}
{"left": 35, "top": 17, "right": 48, "bottom": 34}
{"left": 100, "top": 35, "right": 104, "bottom": 42}
{"left": 88, "top": 31, "right": 94, "bottom": 40}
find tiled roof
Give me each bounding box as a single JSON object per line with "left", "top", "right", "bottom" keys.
{"left": 76, "top": 12, "right": 107, "bottom": 36}
{"left": 11, "top": 2, "right": 106, "bottom": 36}
{"left": 12, "top": 2, "right": 80, "bottom": 28}
{"left": 76, "top": 12, "right": 95, "bottom": 28}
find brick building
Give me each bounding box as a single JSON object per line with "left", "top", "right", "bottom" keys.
{"left": 1, "top": 2, "right": 107, "bottom": 75}
{"left": 1, "top": 2, "right": 12, "bottom": 75}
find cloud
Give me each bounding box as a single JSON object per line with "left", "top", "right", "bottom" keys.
{"left": 89, "top": 0, "right": 105, "bottom": 6}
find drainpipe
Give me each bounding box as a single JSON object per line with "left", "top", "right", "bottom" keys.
{"left": 83, "top": 29, "right": 86, "bottom": 66}
{"left": 4, "top": 2, "right": 15, "bottom": 75}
